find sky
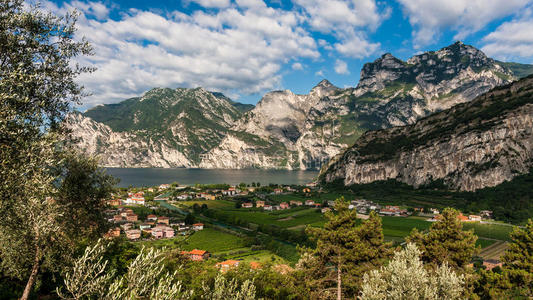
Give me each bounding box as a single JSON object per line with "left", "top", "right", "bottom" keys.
{"left": 39, "top": 0, "right": 533, "bottom": 110}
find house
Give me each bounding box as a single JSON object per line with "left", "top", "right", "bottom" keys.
{"left": 177, "top": 194, "right": 191, "bottom": 200}
{"left": 198, "top": 193, "right": 216, "bottom": 200}
{"left": 113, "top": 215, "right": 123, "bottom": 222}
{"left": 327, "top": 201, "right": 336, "bottom": 207}
{"left": 222, "top": 189, "right": 237, "bottom": 196}
{"left": 105, "top": 227, "right": 121, "bottom": 238}
{"left": 256, "top": 200, "right": 265, "bottom": 208}
{"left": 458, "top": 213, "right": 469, "bottom": 222}
{"left": 290, "top": 200, "right": 302, "bottom": 206}
{"left": 121, "top": 223, "right": 133, "bottom": 231}
{"left": 273, "top": 188, "right": 283, "bottom": 194}
{"left": 302, "top": 188, "right": 311, "bottom": 193}
{"left": 273, "top": 205, "right": 281, "bottom": 211}
{"left": 124, "top": 196, "right": 145, "bottom": 205}
{"left": 263, "top": 205, "right": 272, "bottom": 211}
{"left": 107, "top": 199, "right": 121, "bottom": 206}
{"left": 313, "top": 203, "right": 321, "bottom": 209}
{"left": 139, "top": 223, "right": 152, "bottom": 230}
{"left": 147, "top": 214, "right": 157, "bottom": 221}
{"left": 159, "top": 184, "right": 170, "bottom": 190}
{"left": 480, "top": 210, "right": 493, "bottom": 219}
{"left": 182, "top": 249, "right": 210, "bottom": 261}
{"left": 280, "top": 202, "right": 289, "bottom": 210}
{"left": 469, "top": 215, "right": 482, "bottom": 222}
{"left": 126, "top": 213, "right": 138, "bottom": 222}
{"left": 321, "top": 207, "right": 331, "bottom": 213}
{"left": 483, "top": 259, "right": 502, "bottom": 270}
{"left": 120, "top": 209, "right": 134, "bottom": 217}
{"left": 163, "top": 227, "right": 174, "bottom": 238}
{"left": 157, "top": 216, "right": 169, "bottom": 225}
{"left": 242, "top": 202, "right": 253, "bottom": 208}
{"left": 193, "top": 223, "right": 204, "bottom": 231}
{"left": 216, "top": 260, "right": 240, "bottom": 272}
{"left": 379, "top": 206, "right": 406, "bottom": 216}
{"left": 151, "top": 227, "right": 164, "bottom": 238}
{"left": 249, "top": 261, "right": 262, "bottom": 270}
{"left": 147, "top": 188, "right": 154, "bottom": 193}
{"left": 305, "top": 200, "right": 315, "bottom": 206}
{"left": 125, "top": 229, "right": 141, "bottom": 240}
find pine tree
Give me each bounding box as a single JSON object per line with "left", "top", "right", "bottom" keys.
{"left": 501, "top": 219, "right": 533, "bottom": 296}
{"left": 304, "top": 198, "right": 392, "bottom": 299}
{"left": 473, "top": 220, "right": 533, "bottom": 298}
{"left": 406, "top": 208, "right": 478, "bottom": 270}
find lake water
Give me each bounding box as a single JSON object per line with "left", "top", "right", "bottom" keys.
{"left": 105, "top": 168, "right": 319, "bottom": 187}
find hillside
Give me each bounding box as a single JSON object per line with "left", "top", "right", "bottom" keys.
{"left": 321, "top": 75, "right": 533, "bottom": 191}
{"left": 69, "top": 88, "right": 244, "bottom": 167}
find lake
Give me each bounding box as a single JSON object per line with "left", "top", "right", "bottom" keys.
{"left": 105, "top": 168, "right": 319, "bottom": 187}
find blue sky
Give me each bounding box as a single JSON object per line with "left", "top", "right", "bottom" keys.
{"left": 41, "top": 0, "right": 533, "bottom": 109}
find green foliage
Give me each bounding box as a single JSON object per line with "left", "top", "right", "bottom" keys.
{"left": 474, "top": 220, "right": 533, "bottom": 298}
{"left": 0, "top": 2, "right": 115, "bottom": 298}
{"left": 359, "top": 243, "right": 465, "bottom": 300}
{"left": 304, "top": 198, "right": 392, "bottom": 298}
{"left": 58, "top": 241, "right": 192, "bottom": 300}
{"left": 406, "top": 208, "right": 479, "bottom": 270}
{"left": 202, "top": 273, "right": 256, "bottom": 300}
{"left": 497, "top": 61, "right": 533, "bottom": 79}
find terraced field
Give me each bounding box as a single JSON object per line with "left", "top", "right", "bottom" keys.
{"left": 480, "top": 241, "right": 509, "bottom": 260}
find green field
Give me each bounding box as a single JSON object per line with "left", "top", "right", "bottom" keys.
{"left": 180, "top": 228, "right": 248, "bottom": 253}
{"left": 142, "top": 228, "right": 248, "bottom": 254}
{"left": 463, "top": 222, "right": 514, "bottom": 241}
{"left": 381, "top": 216, "right": 431, "bottom": 239}
{"left": 224, "top": 250, "right": 286, "bottom": 264}
{"left": 480, "top": 241, "right": 509, "bottom": 260}
{"left": 218, "top": 208, "right": 325, "bottom": 228}
{"left": 178, "top": 199, "right": 234, "bottom": 209}
{"left": 379, "top": 217, "right": 512, "bottom": 248}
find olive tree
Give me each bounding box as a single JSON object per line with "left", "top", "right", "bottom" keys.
{"left": 0, "top": 1, "right": 113, "bottom": 298}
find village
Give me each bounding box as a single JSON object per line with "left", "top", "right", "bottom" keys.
{"left": 97, "top": 181, "right": 507, "bottom": 273}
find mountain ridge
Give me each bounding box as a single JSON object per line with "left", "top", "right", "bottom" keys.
{"left": 321, "top": 74, "right": 533, "bottom": 191}
{"left": 68, "top": 42, "right": 533, "bottom": 170}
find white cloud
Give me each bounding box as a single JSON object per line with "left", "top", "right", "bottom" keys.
{"left": 47, "top": 1, "right": 320, "bottom": 108}
{"left": 189, "top": 0, "right": 231, "bottom": 9}
{"left": 334, "top": 33, "right": 380, "bottom": 58}
{"left": 70, "top": 1, "right": 109, "bottom": 19}
{"left": 334, "top": 59, "right": 349, "bottom": 74}
{"left": 294, "top": 0, "right": 386, "bottom": 57}
{"left": 292, "top": 62, "right": 304, "bottom": 70}
{"left": 397, "top": 0, "right": 530, "bottom": 48}
{"left": 482, "top": 17, "right": 533, "bottom": 60}
{"left": 315, "top": 70, "right": 324, "bottom": 77}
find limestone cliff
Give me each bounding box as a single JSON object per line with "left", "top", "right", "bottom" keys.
{"left": 321, "top": 76, "right": 533, "bottom": 191}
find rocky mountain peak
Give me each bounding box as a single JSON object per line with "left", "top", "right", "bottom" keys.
{"left": 310, "top": 79, "right": 339, "bottom": 98}
{"left": 356, "top": 52, "right": 407, "bottom": 91}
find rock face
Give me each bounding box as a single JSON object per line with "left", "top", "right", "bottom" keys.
{"left": 321, "top": 75, "right": 533, "bottom": 191}
{"left": 200, "top": 42, "right": 520, "bottom": 169}
{"left": 69, "top": 42, "right": 533, "bottom": 169}
{"left": 69, "top": 87, "right": 243, "bottom": 167}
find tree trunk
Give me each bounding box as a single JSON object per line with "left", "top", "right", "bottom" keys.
{"left": 337, "top": 262, "right": 342, "bottom": 300}
{"left": 20, "top": 250, "right": 41, "bottom": 300}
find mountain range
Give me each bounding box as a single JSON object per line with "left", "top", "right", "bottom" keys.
{"left": 321, "top": 74, "right": 533, "bottom": 191}
{"left": 69, "top": 41, "right": 533, "bottom": 174}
